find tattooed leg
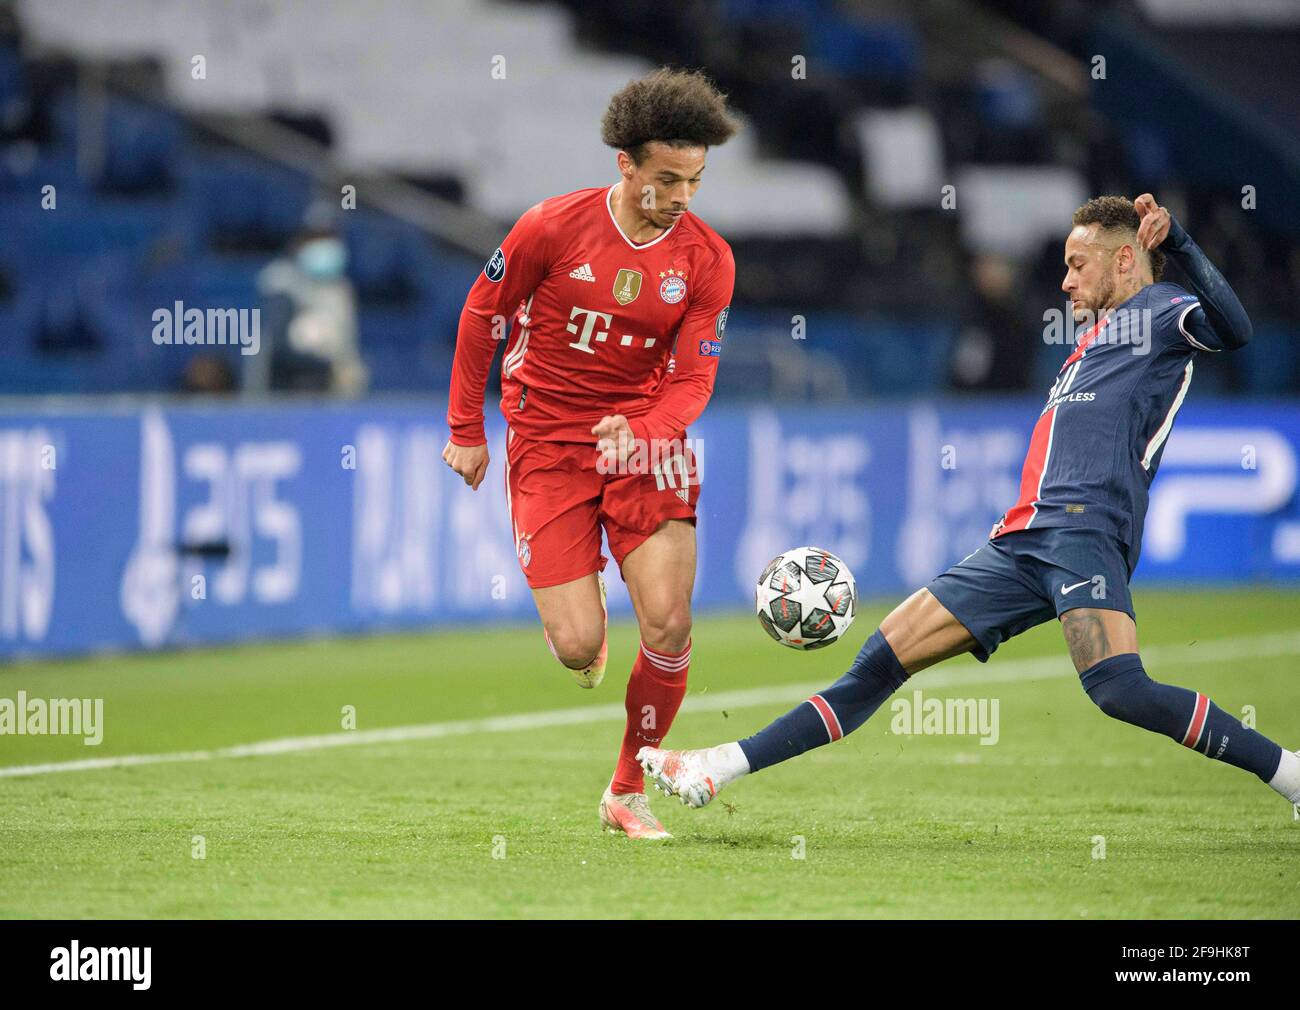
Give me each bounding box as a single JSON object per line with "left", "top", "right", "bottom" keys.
{"left": 1060, "top": 607, "right": 1134, "bottom": 673}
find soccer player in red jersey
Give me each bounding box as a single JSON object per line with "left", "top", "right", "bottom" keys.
{"left": 442, "top": 69, "right": 738, "bottom": 838}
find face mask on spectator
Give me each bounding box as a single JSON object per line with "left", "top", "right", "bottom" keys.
{"left": 297, "top": 238, "right": 347, "bottom": 279}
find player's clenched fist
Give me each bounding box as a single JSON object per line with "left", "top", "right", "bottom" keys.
{"left": 592, "top": 414, "right": 634, "bottom": 468}
{"left": 442, "top": 440, "right": 489, "bottom": 490}
{"left": 1134, "top": 193, "right": 1171, "bottom": 251}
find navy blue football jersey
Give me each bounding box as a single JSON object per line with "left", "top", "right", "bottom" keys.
{"left": 992, "top": 281, "right": 1227, "bottom": 572}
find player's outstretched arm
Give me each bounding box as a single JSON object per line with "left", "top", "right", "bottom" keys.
{"left": 1135, "top": 193, "right": 1252, "bottom": 351}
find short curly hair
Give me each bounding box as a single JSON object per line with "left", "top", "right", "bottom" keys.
{"left": 1072, "top": 195, "right": 1165, "bottom": 281}
{"left": 601, "top": 68, "right": 739, "bottom": 164}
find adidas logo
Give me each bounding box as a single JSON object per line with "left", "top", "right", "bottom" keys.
{"left": 569, "top": 263, "right": 596, "bottom": 282}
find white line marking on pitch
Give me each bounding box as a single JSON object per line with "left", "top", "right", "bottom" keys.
{"left": 2, "top": 630, "right": 1297, "bottom": 779}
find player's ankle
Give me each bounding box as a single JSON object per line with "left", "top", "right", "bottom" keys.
{"left": 707, "top": 742, "right": 751, "bottom": 788}
{"left": 608, "top": 775, "right": 644, "bottom": 796}
{"left": 1267, "top": 749, "right": 1300, "bottom": 804}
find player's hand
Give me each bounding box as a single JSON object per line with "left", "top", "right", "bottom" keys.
{"left": 1134, "top": 193, "right": 1171, "bottom": 250}
{"left": 592, "top": 414, "right": 634, "bottom": 468}
{"left": 442, "top": 440, "right": 489, "bottom": 490}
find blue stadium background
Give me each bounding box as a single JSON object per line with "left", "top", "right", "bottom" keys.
{"left": 0, "top": 0, "right": 1297, "bottom": 659}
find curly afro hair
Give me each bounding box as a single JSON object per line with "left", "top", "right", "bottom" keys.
{"left": 601, "top": 68, "right": 739, "bottom": 164}
{"left": 1072, "top": 195, "right": 1165, "bottom": 281}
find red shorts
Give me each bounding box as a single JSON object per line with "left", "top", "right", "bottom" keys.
{"left": 503, "top": 427, "right": 700, "bottom": 589}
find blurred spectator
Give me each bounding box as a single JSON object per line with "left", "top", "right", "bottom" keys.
{"left": 4, "top": 0, "right": 1295, "bottom": 399}
{"left": 949, "top": 253, "right": 1033, "bottom": 391}
{"left": 252, "top": 227, "right": 367, "bottom": 396}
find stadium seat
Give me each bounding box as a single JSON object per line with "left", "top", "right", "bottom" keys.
{"left": 854, "top": 107, "right": 946, "bottom": 209}
{"left": 180, "top": 151, "right": 312, "bottom": 252}
{"left": 809, "top": 16, "right": 920, "bottom": 85}
{"left": 954, "top": 165, "right": 1089, "bottom": 257}
{"left": 17, "top": 0, "right": 854, "bottom": 236}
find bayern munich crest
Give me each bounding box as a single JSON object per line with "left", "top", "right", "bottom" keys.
{"left": 517, "top": 536, "right": 531, "bottom": 567}
{"left": 658, "top": 268, "right": 687, "bottom": 304}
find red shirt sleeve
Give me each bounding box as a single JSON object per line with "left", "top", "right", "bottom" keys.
{"left": 628, "top": 243, "right": 735, "bottom": 446}
{"left": 447, "top": 202, "right": 550, "bottom": 445}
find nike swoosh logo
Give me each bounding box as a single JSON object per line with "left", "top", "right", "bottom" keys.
{"left": 1060, "top": 580, "right": 1091, "bottom": 596}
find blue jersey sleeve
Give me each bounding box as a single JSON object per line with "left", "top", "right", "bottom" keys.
{"left": 1149, "top": 286, "right": 1215, "bottom": 352}
{"left": 1173, "top": 301, "right": 1222, "bottom": 352}
{"left": 1157, "top": 216, "right": 1252, "bottom": 352}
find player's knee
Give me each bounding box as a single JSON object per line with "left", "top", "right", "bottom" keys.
{"left": 547, "top": 622, "right": 604, "bottom": 670}
{"left": 1088, "top": 681, "right": 1134, "bottom": 722}
{"left": 639, "top": 605, "right": 691, "bottom": 654}
{"left": 1081, "top": 655, "right": 1150, "bottom": 723}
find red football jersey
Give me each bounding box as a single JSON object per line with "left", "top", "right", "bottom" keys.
{"left": 447, "top": 186, "right": 735, "bottom": 445}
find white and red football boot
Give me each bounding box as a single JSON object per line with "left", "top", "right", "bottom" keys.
{"left": 599, "top": 788, "right": 672, "bottom": 840}
{"left": 637, "top": 745, "right": 733, "bottom": 809}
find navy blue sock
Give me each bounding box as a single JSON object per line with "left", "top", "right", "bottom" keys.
{"left": 1081, "top": 654, "right": 1283, "bottom": 781}
{"left": 738, "top": 629, "right": 909, "bottom": 773}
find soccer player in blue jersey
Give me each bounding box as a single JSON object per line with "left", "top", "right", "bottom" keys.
{"left": 639, "top": 194, "right": 1300, "bottom": 812}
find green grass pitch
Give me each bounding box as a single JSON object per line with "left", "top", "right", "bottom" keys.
{"left": 1, "top": 589, "right": 1297, "bottom": 919}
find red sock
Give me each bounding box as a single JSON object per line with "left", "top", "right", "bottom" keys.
{"left": 610, "top": 640, "right": 691, "bottom": 794}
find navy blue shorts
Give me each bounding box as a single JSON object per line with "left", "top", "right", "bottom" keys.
{"left": 926, "top": 527, "right": 1135, "bottom": 663}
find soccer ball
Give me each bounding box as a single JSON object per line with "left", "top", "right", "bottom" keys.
{"left": 755, "top": 546, "right": 857, "bottom": 650}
